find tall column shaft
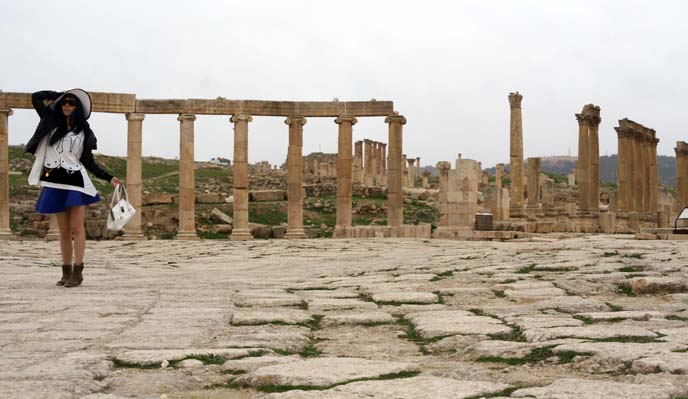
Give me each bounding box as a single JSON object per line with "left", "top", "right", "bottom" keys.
{"left": 588, "top": 112, "right": 600, "bottom": 213}
{"left": 615, "top": 128, "right": 629, "bottom": 212}
{"left": 386, "top": 115, "right": 406, "bottom": 231}
{"left": 415, "top": 157, "right": 420, "bottom": 182}
{"left": 402, "top": 154, "right": 408, "bottom": 189}
{"left": 676, "top": 142, "right": 688, "bottom": 211}
{"left": 285, "top": 117, "right": 307, "bottom": 239}
{"left": 353, "top": 140, "right": 363, "bottom": 184}
{"left": 576, "top": 114, "right": 589, "bottom": 213}
{"left": 231, "top": 114, "right": 253, "bottom": 240}
{"left": 364, "top": 139, "right": 372, "bottom": 184}
{"left": 631, "top": 133, "right": 642, "bottom": 212}
{"left": 176, "top": 114, "right": 198, "bottom": 239}
{"left": 495, "top": 163, "right": 504, "bottom": 189}
{"left": 335, "top": 117, "right": 356, "bottom": 235}
{"left": 0, "top": 108, "right": 12, "bottom": 238}
{"left": 650, "top": 136, "right": 659, "bottom": 215}
{"left": 407, "top": 159, "right": 416, "bottom": 188}
{"left": 508, "top": 92, "right": 524, "bottom": 215}
{"left": 527, "top": 157, "right": 541, "bottom": 210}
{"left": 124, "top": 113, "right": 145, "bottom": 239}
{"left": 381, "top": 144, "right": 387, "bottom": 178}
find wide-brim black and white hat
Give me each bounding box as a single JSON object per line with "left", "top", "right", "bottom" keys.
{"left": 51, "top": 88, "right": 92, "bottom": 120}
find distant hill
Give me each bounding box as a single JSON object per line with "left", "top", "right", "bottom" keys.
{"left": 486, "top": 155, "right": 677, "bottom": 187}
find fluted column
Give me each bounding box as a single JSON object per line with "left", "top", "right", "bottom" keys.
{"left": 508, "top": 92, "right": 524, "bottom": 217}
{"left": 285, "top": 116, "right": 307, "bottom": 239}
{"left": 588, "top": 107, "right": 601, "bottom": 214}
{"left": 176, "top": 114, "right": 198, "bottom": 240}
{"left": 0, "top": 108, "right": 12, "bottom": 238}
{"left": 576, "top": 113, "right": 589, "bottom": 214}
{"left": 124, "top": 113, "right": 145, "bottom": 239}
{"left": 386, "top": 114, "right": 406, "bottom": 232}
{"left": 334, "top": 116, "right": 356, "bottom": 237}
{"left": 231, "top": 114, "right": 253, "bottom": 241}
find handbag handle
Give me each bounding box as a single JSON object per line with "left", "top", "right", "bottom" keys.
{"left": 110, "top": 184, "right": 123, "bottom": 208}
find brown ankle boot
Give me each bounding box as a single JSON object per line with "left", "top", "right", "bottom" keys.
{"left": 64, "top": 264, "right": 84, "bottom": 288}
{"left": 56, "top": 264, "right": 71, "bottom": 286}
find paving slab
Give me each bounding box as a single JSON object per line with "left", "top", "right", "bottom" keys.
{"left": 512, "top": 378, "right": 683, "bottom": 398}
{"left": 407, "top": 310, "right": 512, "bottom": 339}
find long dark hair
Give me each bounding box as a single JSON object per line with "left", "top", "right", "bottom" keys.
{"left": 49, "top": 95, "right": 89, "bottom": 145}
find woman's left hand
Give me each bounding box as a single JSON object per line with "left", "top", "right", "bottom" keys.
{"left": 110, "top": 177, "right": 122, "bottom": 187}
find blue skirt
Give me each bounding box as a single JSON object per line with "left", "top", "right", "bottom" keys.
{"left": 35, "top": 187, "right": 100, "bottom": 214}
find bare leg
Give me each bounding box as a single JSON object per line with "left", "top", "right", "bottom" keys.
{"left": 55, "top": 211, "right": 72, "bottom": 265}
{"left": 68, "top": 206, "right": 87, "bottom": 265}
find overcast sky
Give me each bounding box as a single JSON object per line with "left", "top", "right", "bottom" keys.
{"left": 2, "top": 0, "right": 687, "bottom": 169}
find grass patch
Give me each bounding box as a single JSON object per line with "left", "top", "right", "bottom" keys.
{"left": 573, "top": 315, "right": 626, "bottom": 325}
{"left": 488, "top": 324, "right": 526, "bottom": 342}
{"left": 477, "top": 345, "right": 592, "bottom": 365}
{"left": 254, "top": 370, "right": 422, "bottom": 393}
{"left": 616, "top": 283, "right": 637, "bottom": 297}
{"left": 222, "top": 369, "right": 248, "bottom": 375}
{"left": 584, "top": 335, "right": 665, "bottom": 343}
{"left": 110, "top": 357, "right": 161, "bottom": 369}
{"left": 623, "top": 253, "right": 644, "bottom": 259}
{"left": 515, "top": 263, "right": 536, "bottom": 274}
{"left": 464, "top": 387, "right": 521, "bottom": 399}
{"left": 618, "top": 265, "right": 644, "bottom": 273}
{"left": 493, "top": 290, "right": 506, "bottom": 298}
{"left": 605, "top": 302, "right": 624, "bottom": 312}
{"left": 603, "top": 250, "right": 620, "bottom": 257}
{"left": 433, "top": 291, "right": 446, "bottom": 305}
{"left": 394, "top": 315, "right": 448, "bottom": 355}
{"left": 430, "top": 270, "right": 454, "bottom": 281}
{"left": 666, "top": 315, "right": 688, "bottom": 321}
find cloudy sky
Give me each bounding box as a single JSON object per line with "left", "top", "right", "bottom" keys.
{"left": 2, "top": 0, "right": 687, "bottom": 169}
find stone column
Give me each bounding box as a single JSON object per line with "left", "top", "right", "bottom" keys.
{"left": 422, "top": 170, "right": 431, "bottom": 189}
{"left": 370, "top": 142, "right": 378, "bottom": 184}
{"left": 386, "top": 114, "right": 406, "bottom": 232}
{"left": 676, "top": 141, "right": 688, "bottom": 212}
{"left": 615, "top": 125, "right": 630, "bottom": 212}
{"left": 588, "top": 106, "right": 601, "bottom": 214}
{"left": 415, "top": 157, "right": 421, "bottom": 183}
{"left": 353, "top": 140, "right": 363, "bottom": 184}
{"left": 436, "top": 161, "right": 451, "bottom": 228}
{"left": 231, "top": 114, "right": 253, "bottom": 241}
{"left": 380, "top": 143, "right": 387, "bottom": 181}
{"left": 402, "top": 154, "right": 408, "bottom": 189}
{"left": 508, "top": 92, "right": 525, "bottom": 217}
{"left": 124, "top": 113, "right": 145, "bottom": 239}
{"left": 176, "top": 114, "right": 198, "bottom": 240}
{"left": 0, "top": 108, "right": 13, "bottom": 239}
{"left": 650, "top": 135, "right": 660, "bottom": 216}
{"left": 527, "top": 157, "right": 541, "bottom": 211}
{"left": 334, "top": 116, "right": 356, "bottom": 236}
{"left": 631, "top": 129, "right": 642, "bottom": 213}
{"left": 285, "top": 116, "right": 307, "bottom": 239}
{"left": 576, "top": 112, "right": 589, "bottom": 214}
{"left": 495, "top": 163, "right": 504, "bottom": 189}
{"left": 407, "top": 158, "right": 416, "bottom": 188}
{"left": 363, "top": 139, "right": 372, "bottom": 185}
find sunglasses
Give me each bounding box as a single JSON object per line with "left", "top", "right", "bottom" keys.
{"left": 62, "top": 99, "right": 78, "bottom": 107}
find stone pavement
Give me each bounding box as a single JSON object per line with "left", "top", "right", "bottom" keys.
{"left": 1, "top": 236, "right": 688, "bottom": 398}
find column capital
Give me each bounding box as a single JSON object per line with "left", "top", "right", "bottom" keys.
{"left": 408, "top": 158, "right": 415, "bottom": 165}
{"left": 508, "top": 92, "right": 523, "bottom": 110}
{"left": 231, "top": 114, "right": 253, "bottom": 123}
{"left": 437, "top": 161, "right": 451, "bottom": 171}
{"left": 284, "top": 116, "right": 307, "bottom": 126}
{"left": 125, "top": 113, "right": 145, "bottom": 122}
{"left": 384, "top": 114, "right": 406, "bottom": 125}
{"left": 0, "top": 108, "right": 13, "bottom": 116}
{"left": 335, "top": 116, "right": 357, "bottom": 125}
{"left": 177, "top": 113, "right": 196, "bottom": 122}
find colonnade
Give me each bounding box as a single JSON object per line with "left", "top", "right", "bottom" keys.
{"left": 0, "top": 92, "right": 403, "bottom": 240}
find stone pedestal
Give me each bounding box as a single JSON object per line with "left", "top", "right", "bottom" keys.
{"left": 334, "top": 117, "right": 356, "bottom": 237}
{"left": 386, "top": 114, "right": 405, "bottom": 233}
{"left": 285, "top": 117, "right": 307, "bottom": 239}
{"left": 124, "top": 113, "right": 145, "bottom": 240}
{"left": 508, "top": 92, "right": 525, "bottom": 218}
{"left": 176, "top": 114, "right": 198, "bottom": 240}
{"left": 0, "top": 108, "right": 13, "bottom": 239}
{"left": 231, "top": 114, "right": 253, "bottom": 241}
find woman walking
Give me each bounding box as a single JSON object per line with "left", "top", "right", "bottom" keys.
{"left": 26, "top": 89, "right": 120, "bottom": 287}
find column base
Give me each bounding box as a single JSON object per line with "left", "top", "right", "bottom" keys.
{"left": 175, "top": 230, "right": 199, "bottom": 240}
{"left": 0, "top": 228, "right": 14, "bottom": 240}
{"left": 123, "top": 230, "right": 146, "bottom": 240}
{"left": 285, "top": 229, "right": 307, "bottom": 239}
{"left": 231, "top": 229, "right": 253, "bottom": 241}
{"left": 333, "top": 226, "right": 352, "bottom": 238}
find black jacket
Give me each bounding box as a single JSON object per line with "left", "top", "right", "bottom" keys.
{"left": 26, "top": 91, "right": 113, "bottom": 182}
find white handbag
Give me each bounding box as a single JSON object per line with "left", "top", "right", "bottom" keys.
{"left": 106, "top": 184, "right": 136, "bottom": 231}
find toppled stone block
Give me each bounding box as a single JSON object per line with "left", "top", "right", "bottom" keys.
{"left": 196, "top": 193, "right": 225, "bottom": 203}
{"left": 210, "top": 208, "right": 233, "bottom": 224}
{"left": 622, "top": 277, "right": 688, "bottom": 295}
{"left": 143, "top": 193, "right": 174, "bottom": 206}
